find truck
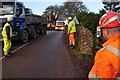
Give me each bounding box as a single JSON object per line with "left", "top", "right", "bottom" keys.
{"left": 0, "top": 0, "right": 47, "bottom": 43}
{"left": 47, "top": 13, "right": 55, "bottom": 30}
{"left": 55, "top": 21, "right": 65, "bottom": 31}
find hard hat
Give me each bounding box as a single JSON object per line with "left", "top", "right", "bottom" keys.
{"left": 68, "top": 17, "right": 72, "bottom": 20}
{"left": 97, "top": 12, "right": 120, "bottom": 29}
{"left": 7, "top": 16, "right": 12, "bottom": 22}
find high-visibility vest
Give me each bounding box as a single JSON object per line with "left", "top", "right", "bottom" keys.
{"left": 2, "top": 22, "right": 12, "bottom": 38}
{"left": 68, "top": 21, "right": 76, "bottom": 33}
{"left": 88, "top": 33, "right": 120, "bottom": 79}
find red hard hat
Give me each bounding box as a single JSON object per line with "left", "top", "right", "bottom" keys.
{"left": 97, "top": 12, "right": 120, "bottom": 29}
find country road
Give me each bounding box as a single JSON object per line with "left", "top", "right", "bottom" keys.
{"left": 2, "top": 31, "right": 77, "bottom": 78}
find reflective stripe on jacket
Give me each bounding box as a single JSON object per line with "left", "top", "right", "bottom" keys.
{"left": 89, "top": 33, "right": 120, "bottom": 79}
{"left": 2, "top": 23, "right": 12, "bottom": 38}
{"left": 68, "top": 21, "right": 76, "bottom": 34}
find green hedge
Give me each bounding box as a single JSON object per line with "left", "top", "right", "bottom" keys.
{"left": 76, "top": 12, "right": 100, "bottom": 34}
{"left": 76, "top": 12, "right": 101, "bottom": 55}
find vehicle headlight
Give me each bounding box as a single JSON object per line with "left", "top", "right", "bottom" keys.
{"left": 61, "top": 27, "right": 64, "bottom": 30}
{"left": 55, "top": 27, "right": 58, "bottom": 29}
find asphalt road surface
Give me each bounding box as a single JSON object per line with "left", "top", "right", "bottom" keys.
{"left": 2, "top": 31, "right": 76, "bottom": 78}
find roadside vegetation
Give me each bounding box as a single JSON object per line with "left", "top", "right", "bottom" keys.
{"left": 42, "top": 0, "right": 120, "bottom": 77}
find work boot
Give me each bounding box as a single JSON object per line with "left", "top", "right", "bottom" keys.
{"left": 70, "top": 45, "right": 76, "bottom": 49}
{"left": 4, "top": 54, "right": 11, "bottom": 57}
{"left": 73, "top": 45, "right": 76, "bottom": 48}
{"left": 4, "top": 52, "right": 12, "bottom": 57}
{"left": 70, "top": 46, "right": 74, "bottom": 49}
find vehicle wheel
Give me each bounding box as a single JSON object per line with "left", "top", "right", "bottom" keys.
{"left": 43, "top": 25, "right": 47, "bottom": 34}
{"left": 32, "top": 28, "right": 37, "bottom": 38}
{"left": 22, "top": 30, "right": 28, "bottom": 43}
{"left": 43, "top": 28, "right": 46, "bottom": 34}
{"left": 44, "top": 30, "right": 46, "bottom": 34}
{"left": 39, "top": 30, "right": 43, "bottom": 35}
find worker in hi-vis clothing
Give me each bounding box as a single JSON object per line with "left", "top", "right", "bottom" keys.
{"left": 88, "top": 12, "right": 120, "bottom": 79}
{"left": 67, "top": 17, "right": 76, "bottom": 48}
{"left": 2, "top": 17, "right": 12, "bottom": 57}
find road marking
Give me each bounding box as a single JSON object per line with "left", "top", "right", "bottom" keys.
{"left": 11, "top": 43, "right": 28, "bottom": 53}
{"left": 0, "top": 56, "right": 5, "bottom": 60}
{"left": 0, "top": 39, "right": 3, "bottom": 41}
{"left": 0, "top": 43, "right": 28, "bottom": 60}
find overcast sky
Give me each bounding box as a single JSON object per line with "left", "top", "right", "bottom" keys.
{"left": 21, "top": 0, "right": 104, "bottom": 15}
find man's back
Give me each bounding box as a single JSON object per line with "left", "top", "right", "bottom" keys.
{"left": 68, "top": 21, "right": 76, "bottom": 33}
{"left": 89, "top": 33, "right": 120, "bottom": 78}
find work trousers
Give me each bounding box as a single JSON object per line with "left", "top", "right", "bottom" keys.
{"left": 3, "top": 38, "right": 11, "bottom": 56}
{"left": 69, "top": 32, "right": 75, "bottom": 46}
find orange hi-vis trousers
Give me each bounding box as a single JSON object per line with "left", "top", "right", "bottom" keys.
{"left": 69, "top": 32, "right": 75, "bottom": 46}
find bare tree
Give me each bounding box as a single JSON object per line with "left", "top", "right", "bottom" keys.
{"left": 42, "top": 0, "right": 88, "bottom": 20}
{"left": 102, "top": 0, "right": 120, "bottom": 12}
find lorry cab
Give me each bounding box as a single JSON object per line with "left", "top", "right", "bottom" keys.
{"left": 0, "top": 0, "right": 18, "bottom": 41}
{"left": 0, "top": 0, "right": 25, "bottom": 24}
{"left": 55, "top": 21, "right": 65, "bottom": 31}
{"left": 0, "top": 0, "right": 26, "bottom": 40}
{"left": 0, "top": 0, "right": 30, "bottom": 43}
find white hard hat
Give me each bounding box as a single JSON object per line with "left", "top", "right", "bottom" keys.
{"left": 7, "top": 16, "right": 12, "bottom": 22}
{"left": 68, "top": 17, "right": 72, "bottom": 20}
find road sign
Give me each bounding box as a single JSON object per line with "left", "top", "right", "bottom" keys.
{"left": 73, "top": 16, "right": 79, "bottom": 24}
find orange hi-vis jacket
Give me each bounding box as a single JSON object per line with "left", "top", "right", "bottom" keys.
{"left": 89, "top": 33, "right": 120, "bottom": 79}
